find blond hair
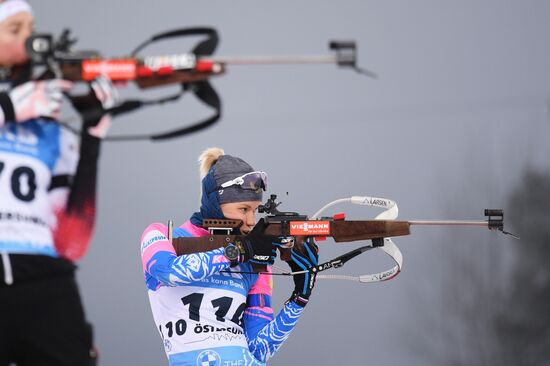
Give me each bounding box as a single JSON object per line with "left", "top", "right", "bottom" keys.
{"left": 198, "top": 147, "right": 225, "bottom": 179}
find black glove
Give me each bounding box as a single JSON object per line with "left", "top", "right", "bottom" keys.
{"left": 236, "top": 218, "right": 285, "bottom": 266}
{"left": 286, "top": 238, "right": 319, "bottom": 307}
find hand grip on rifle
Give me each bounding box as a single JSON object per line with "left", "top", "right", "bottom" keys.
{"left": 0, "top": 79, "right": 73, "bottom": 123}
{"left": 236, "top": 218, "right": 289, "bottom": 266}
{"left": 286, "top": 238, "right": 319, "bottom": 307}
{"left": 69, "top": 76, "right": 120, "bottom": 138}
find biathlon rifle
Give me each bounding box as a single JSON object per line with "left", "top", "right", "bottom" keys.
{"left": 171, "top": 194, "right": 519, "bottom": 284}
{"left": 2, "top": 28, "right": 374, "bottom": 141}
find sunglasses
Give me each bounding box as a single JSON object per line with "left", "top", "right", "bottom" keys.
{"left": 219, "top": 171, "right": 268, "bottom": 191}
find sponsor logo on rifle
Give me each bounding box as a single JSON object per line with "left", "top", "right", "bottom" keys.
{"left": 144, "top": 54, "right": 196, "bottom": 70}
{"left": 82, "top": 60, "right": 137, "bottom": 80}
{"left": 289, "top": 221, "right": 331, "bottom": 235}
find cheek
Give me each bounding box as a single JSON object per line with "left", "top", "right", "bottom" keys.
{"left": 0, "top": 39, "right": 28, "bottom": 66}
{"left": 221, "top": 208, "right": 242, "bottom": 221}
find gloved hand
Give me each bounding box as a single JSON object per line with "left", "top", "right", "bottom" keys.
{"left": 66, "top": 76, "right": 119, "bottom": 138}
{"left": 90, "top": 76, "right": 119, "bottom": 110}
{"left": 286, "top": 238, "right": 319, "bottom": 307}
{"left": 1, "top": 79, "right": 73, "bottom": 123}
{"left": 236, "top": 218, "right": 287, "bottom": 266}
{"left": 85, "top": 76, "right": 120, "bottom": 138}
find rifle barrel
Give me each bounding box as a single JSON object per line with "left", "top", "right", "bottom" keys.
{"left": 206, "top": 54, "right": 337, "bottom": 65}
{"left": 408, "top": 220, "right": 488, "bottom": 227}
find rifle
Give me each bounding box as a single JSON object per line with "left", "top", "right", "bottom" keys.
{"left": 172, "top": 194, "right": 518, "bottom": 283}
{"left": 3, "top": 27, "right": 374, "bottom": 141}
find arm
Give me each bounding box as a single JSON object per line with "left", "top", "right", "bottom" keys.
{"left": 50, "top": 77, "right": 118, "bottom": 260}
{"left": 141, "top": 217, "right": 284, "bottom": 287}
{"left": 141, "top": 223, "right": 232, "bottom": 287}
{"left": 243, "top": 239, "right": 319, "bottom": 363}
{"left": 50, "top": 131, "right": 101, "bottom": 261}
{"left": 243, "top": 272, "right": 306, "bottom": 363}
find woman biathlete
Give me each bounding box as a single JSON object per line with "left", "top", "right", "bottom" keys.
{"left": 141, "top": 147, "right": 319, "bottom": 365}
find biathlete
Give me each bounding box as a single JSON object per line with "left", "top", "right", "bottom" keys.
{"left": 141, "top": 147, "right": 318, "bottom": 365}
{"left": 0, "top": 1, "right": 117, "bottom": 364}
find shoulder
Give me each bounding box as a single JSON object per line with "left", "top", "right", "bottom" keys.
{"left": 141, "top": 222, "right": 168, "bottom": 247}
{"left": 142, "top": 222, "right": 168, "bottom": 237}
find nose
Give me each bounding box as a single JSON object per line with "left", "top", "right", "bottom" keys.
{"left": 20, "top": 28, "right": 33, "bottom": 44}
{"left": 241, "top": 212, "right": 256, "bottom": 234}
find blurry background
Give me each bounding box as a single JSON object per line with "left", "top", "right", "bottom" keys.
{"left": 32, "top": 1, "right": 550, "bottom": 365}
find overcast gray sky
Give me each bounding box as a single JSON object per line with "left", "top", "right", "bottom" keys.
{"left": 31, "top": 1, "right": 550, "bottom": 365}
